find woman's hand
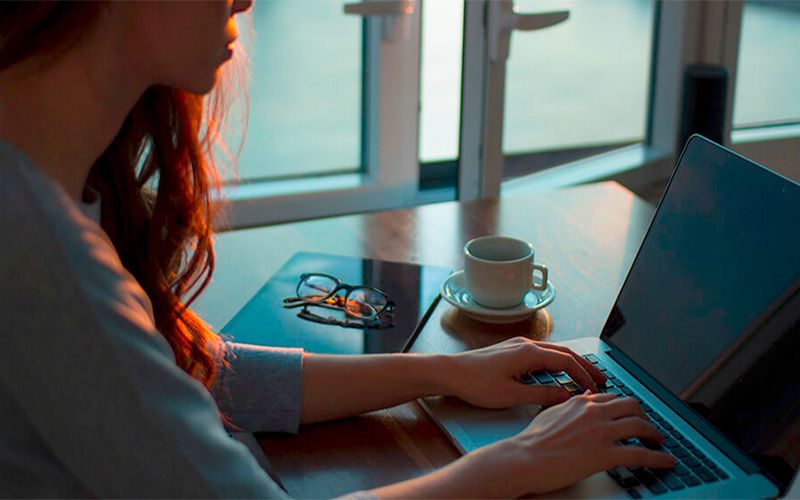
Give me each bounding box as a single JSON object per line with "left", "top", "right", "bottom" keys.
{"left": 371, "top": 392, "right": 675, "bottom": 498}
{"left": 443, "top": 336, "right": 606, "bottom": 408}
{"left": 474, "top": 392, "right": 676, "bottom": 497}
{"left": 482, "top": 393, "right": 675, "bottom": 495}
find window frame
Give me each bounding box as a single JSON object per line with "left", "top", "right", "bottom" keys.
{"left": 459, "top": 0, "right": 679, "bottom": 200}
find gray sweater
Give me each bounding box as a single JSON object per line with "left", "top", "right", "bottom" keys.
{"left": 0, "top": 140, "right": 302, "bottom": 497}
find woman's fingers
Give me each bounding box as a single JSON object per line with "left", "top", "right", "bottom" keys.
{"left": 522, "top": 385, "right": 571, "bottom": 406}
{"left": 536, "top": 342, "right": 607, "bottom": 386}
{"left": 534, "top": 348, "right": 598, "bottom": 393}
{"left": 598, "top": 395, "right": 648, "bottom": 421}
{"left": 583, "top": 391, "right": 618, "bottom": 403}
{"left": 607, "top": 416, "right": 664, "bottom": 445}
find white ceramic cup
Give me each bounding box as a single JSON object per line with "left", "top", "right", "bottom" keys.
{"left": 463, "top": 235, "right": 548, "bottom": 309}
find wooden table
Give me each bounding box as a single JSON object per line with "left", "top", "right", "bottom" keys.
{"left": 194, "top": 181, "right": 655, "bottom": 497}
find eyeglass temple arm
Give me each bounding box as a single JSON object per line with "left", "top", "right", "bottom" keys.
{"left": 282, "top": 297, "right": 349, "bottom": 313}
{"left": 282, "top": 296, "right": 310, "bottom": 308}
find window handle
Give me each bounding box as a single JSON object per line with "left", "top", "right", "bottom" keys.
{"left": 489, "top": 0, "right": 569, "bottom": 62}
{"left": 344, "top": 0, "right": 415, "bottom": 41}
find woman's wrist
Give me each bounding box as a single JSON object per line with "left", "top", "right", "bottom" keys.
{"left": 407, "top": 352, "right": 457, "bottom": 398}
{"left": 370, "top": 438, "right": 527, "bottom": 498}
{"left": 468, "top": 438, "right": 535, "bottom": 498}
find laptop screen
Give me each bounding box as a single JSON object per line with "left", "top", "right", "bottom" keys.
{"left": 601, "top": 136, "right": 800, "bottom": 492}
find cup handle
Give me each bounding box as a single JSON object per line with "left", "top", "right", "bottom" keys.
{"left": 531, "top": 264, "right": 548, "bottom": 291}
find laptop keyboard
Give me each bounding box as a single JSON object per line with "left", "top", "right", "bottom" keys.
{"left": 521, "top": 354, "right": 730, "bottom": 497}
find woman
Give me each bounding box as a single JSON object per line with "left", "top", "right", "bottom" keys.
{"left": 0, "top": 1, "right": 673, "bottom": 497}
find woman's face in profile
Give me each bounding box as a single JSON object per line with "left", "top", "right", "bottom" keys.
{"left": 127, "top": 0, "right": 252, "bottom": 94}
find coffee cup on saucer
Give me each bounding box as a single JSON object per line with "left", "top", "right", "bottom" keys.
{"left": 463, "top": 235, "right": 549, "bottom": 309}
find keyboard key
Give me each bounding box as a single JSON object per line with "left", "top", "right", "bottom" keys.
{"left": 660, "top": 473, "right": 686, "bottom": 491}
{"left": 661, "top": 421, "right": 674, "bottom": 431}
{"left": 632, "top": 469, "right": 667, "bottom": 494}
{"left": 521, "top": 373, "right": 538, "bottom": 384}
{"left": 651, "top": 412, "right": 664, "bottom": 422}
{"left": 608, "top": 467, "right": 640, "bottom": 488}
{"left": 670, "top": 429, "right": 685, "bottom": 440}
{"left": 672, "top": 447, "right": 690, "bottom": 459}
{"left": 711, "top": 467, "right": 729, "bottom": 480}
{"left": 640, "top": 403, "right": 652, "bottom": 413}
{"left": 563, "top": 381, "right": 581, "bottom": 395}
{"left": 673, "top": 463, "right": 691, "bottom": 476}
{"left": 683, "top": 457, "right": 701, "bottom": 469}
{"left": 681, "top": 474, "right": 702, "bottom": 487}
{"left": 584, "top": 354, "right": 600, "bottom": 364}
{"left": 646, "top": 480, "right": 667, "bottom": 495}
{"left": 554, "top": 373, "right": 572, "bottom": 385}
{"left": 691, "top": 447, "right": 706, "bottom": 459}
{"left": 683, "top": 440, "right": 695, "bottom": 449}
{"left": 626, "top": 488, "right": 642, "bottom": 499}
{"left": 621, "top": 386, "right": 634, "bottom": 396}
{"left": 694, "top": 466, "right": 718, "bottom": 483}
{"left": 534, "top": 372, "right": 554, "bottom": 384}
{"left": 662, "top": 438, "right": 680, "bottom": 449}
{"left": 701, "top": 456, "right": 715, "bottom": 468}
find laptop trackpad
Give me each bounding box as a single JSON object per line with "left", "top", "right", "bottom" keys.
{"left": 421, "top": 396, "right": 543, "bottom": 452}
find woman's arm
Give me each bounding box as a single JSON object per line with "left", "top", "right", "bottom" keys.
{"left": 300, "top": 337, "right": 606, "bottom": 424}
{"left": 300, "top": 352, "right": 447, "bottom": 424}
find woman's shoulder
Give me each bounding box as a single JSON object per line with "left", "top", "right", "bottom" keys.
{"left": 0, "top": 139, "right": 92, "bottom": 234}
{"left": 0, "top": 139, "right": 170, "bottom": 355}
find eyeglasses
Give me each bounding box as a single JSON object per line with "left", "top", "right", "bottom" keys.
{"left": 282, "top": 273, "right": 396, "bottom": 329}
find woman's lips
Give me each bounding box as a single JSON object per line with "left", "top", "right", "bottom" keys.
{"left": 222, "top": 43, "right": 234, "bottom": 61}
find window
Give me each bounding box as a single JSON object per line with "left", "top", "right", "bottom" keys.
{"left": 502, "top": 0, "right": 656, "bottom": 177}
{"left": 233, "top": 1, "right": 362, "bottom": 183}
{"left": 731, "top": 0, "right": 800, "bottom": 180}
{"left": 223, "top": 0, "right": 427, "bottom": 228}
{"left": 222, "top": 0, "right": 800, "bottom": 229}
{"left": 734, "top": 0, "right": 800, "bottom": 129}
{"left": 419, "top": 0, "right": 463, "bottom": 165}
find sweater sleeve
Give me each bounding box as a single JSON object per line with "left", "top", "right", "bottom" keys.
{"left": 0, "top": 159, "right": 291, "bottom": 498}
{"left": 212, "top": 342, "right": 304, "bottom": 433}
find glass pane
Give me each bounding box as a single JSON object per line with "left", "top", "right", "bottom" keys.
{"left": 419, "top": 0, "right": 464, "bottom": 163}
{"left": 734, "top": 0, "right": 800, "bottom": 128}
{"left": 230, "top": 1, "right": 362, "bottom": 183}
{"left": 503, "top": 0, "right": 655, "bottom": 156}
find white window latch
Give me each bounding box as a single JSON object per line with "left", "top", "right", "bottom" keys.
{"left": 344, "top": 0, "right": 415, "bottom": 42}
{"left": 488, "top": 0, "right": 569, "bottom": 62}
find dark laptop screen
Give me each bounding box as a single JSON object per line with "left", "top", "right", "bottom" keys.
{"left": 602, "top": 136, "right": 800, "bottom": 491}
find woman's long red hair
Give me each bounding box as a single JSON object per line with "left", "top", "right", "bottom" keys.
{"left": 0, "top": 1, "right": 239, "bottom": 389}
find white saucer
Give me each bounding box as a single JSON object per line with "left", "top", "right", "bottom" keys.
{"left": 440, "top": 270, "right": 555, "bottom": 324}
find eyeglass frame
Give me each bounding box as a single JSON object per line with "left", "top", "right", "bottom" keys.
{"left": 281, "top": 272, "right": 396, "bottom": 320}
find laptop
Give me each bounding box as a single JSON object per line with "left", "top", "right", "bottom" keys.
{"left": 420, "top": 135, "right": 800, "bottom": 498}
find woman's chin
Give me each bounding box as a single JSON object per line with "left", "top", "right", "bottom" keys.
{"left": 172, "top": 70, "right": 221, "bottom": 96}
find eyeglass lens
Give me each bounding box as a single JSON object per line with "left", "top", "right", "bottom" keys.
{"left": 347, "top": 287, "right": 389, "bottom": 318}
{"left": 297, "top": 274, "right": 338, "bottom": 301}
{"left": 297, "top": 275, "right": 389, "bottom": 319}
